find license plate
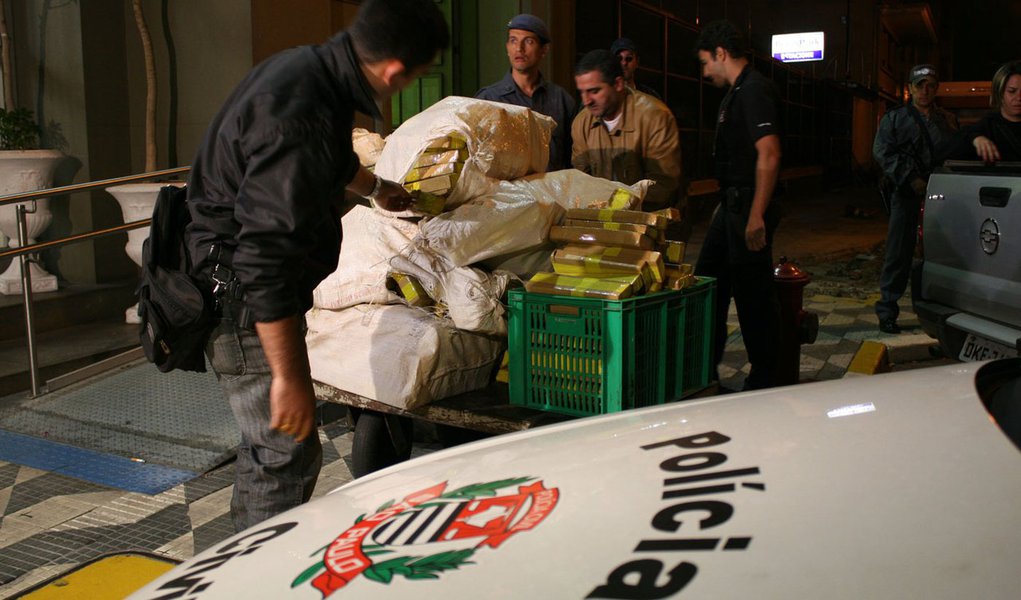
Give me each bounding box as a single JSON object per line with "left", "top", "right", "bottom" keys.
{"left": 958, "top": 333, "right": 1018, "bottom": 361}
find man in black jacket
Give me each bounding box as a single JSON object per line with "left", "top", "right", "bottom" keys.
{"left": 873, "top": 64, "right": 957, "bottom": 334}
{"left": 185, "top": 0, "right": 449, "bottom": 532}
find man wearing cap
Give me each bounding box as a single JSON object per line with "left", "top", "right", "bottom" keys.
{"left": 610, "top": 37, "right": 661, "bottom": 99}
{"left": 873, "top": 63, "right": 958, "bottom": 334}
{"left": 571, "top": 49, "right": 681, "bottom": 212}
{"left": 475, "top": 14, "right": 576, "bottom": 172}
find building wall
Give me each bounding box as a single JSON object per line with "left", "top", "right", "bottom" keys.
{"left": 3, "top": 0, "right": 252, "bottom": 285}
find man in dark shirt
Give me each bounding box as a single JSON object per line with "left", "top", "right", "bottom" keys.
{"left": 610, "top": 37, "right": 661, "bottom": 100}
{"left": 185, "top": 0, "right": 449, "bottom": 532}
{"left": 873, "top": 64, "right": 958, "bottom": 334}
{"left": 475, "top": 14, "right": 576, "bottom": 171}
{"left": 693, "top": 20, "right": 783, "bottom": 391}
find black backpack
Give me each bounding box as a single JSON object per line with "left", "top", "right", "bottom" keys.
{"left": 137, "top": 184, "right": 215, "bottom": 372}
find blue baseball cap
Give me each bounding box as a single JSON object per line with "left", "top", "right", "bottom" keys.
{"left": 507, "top": 14, "right": 551, "bottom": 44}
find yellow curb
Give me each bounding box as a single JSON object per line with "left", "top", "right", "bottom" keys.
{"left": 846, "top": 340, "right": 890, "bottom": 376}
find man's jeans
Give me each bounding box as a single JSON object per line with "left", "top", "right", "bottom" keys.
{"left": 205, "top": 305, "right": 322, "bottom": 532}
{"left": 876, "top": 191, "right": 920, "bottom": 323}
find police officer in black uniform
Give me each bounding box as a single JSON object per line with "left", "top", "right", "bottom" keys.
{"left": 694, "top": 20, "right": 782, "bottom": 391}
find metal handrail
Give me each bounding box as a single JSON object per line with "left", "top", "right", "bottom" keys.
{"left": 1, "top": 166, "right": 191, "bottom": 397}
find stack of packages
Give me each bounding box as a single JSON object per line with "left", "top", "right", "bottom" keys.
{"left": 525, "top": 207, "right": 694, "bottom": 300}
{"left": 401, "top": 134, "right": 467, "bottom": 216}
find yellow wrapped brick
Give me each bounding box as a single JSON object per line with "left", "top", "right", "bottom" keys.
{"left": 421, "top": 133, "right": 467, "bottom": 152}
{"left": 552, "top": 250, "right": 656, "bottom": 290}
{"left": 409, "top": 190, "right": 446, "bottom": 215}
{"left": 661, "top": 240, "right": 686, "bottom": 264}
{"left": 404, "top": 160, "right": 462, "bottom": 183}
{"left": 650, "top": 207, "right": 681, "bottom": 222}
{"left": 386, "top": 271, "right": 434, "bottom": 307}
{"left": 525, "top": 272, "right": 642, "bottom": 300}
{"left": 412, "top": 148, "right": 467, "bottom": 168}
{"left": 565, "top": 208, "right": 667, "bottom": 229}
{"left": 404, "top": 173, "right": 458, "bottom": 195}
{"left": 563, "top": 219, "right": 657, "bottom": 238}
{"left": 549, "top": 226, "right": 655, "bottom": 250}
{"left": 557, "top": 244, "right": 665, "bottom": 283}
{"left": 609, "top": 188, "right": 636, "bottom": 209}
{"left": 666, "top": 273, "right": 694, "bottom": 290}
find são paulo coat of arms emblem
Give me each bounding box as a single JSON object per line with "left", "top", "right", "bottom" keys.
{"left": 293, "top": 477, "right": 559, "bottom": 596}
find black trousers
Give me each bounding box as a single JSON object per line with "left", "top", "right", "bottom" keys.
{"left": 694, "top": 189, "right": 781, "bottom": 390}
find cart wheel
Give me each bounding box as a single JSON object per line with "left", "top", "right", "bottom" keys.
{"left": 351, "top": 411, "right": 413, "bottom": 478}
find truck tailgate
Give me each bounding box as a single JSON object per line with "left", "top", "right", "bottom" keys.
{"left": 921, "top": 172, "right": 1021, "bottom": 329}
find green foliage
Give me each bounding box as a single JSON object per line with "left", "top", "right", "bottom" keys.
{"left": 0, "top": 107, "right": 40, "bottom": 151}
{"left": 363, "top": 549, "right": 476, "bottom": 583}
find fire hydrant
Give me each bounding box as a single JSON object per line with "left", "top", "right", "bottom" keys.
{"left": 773, "top": 257, "right": 819, "bottom": 386}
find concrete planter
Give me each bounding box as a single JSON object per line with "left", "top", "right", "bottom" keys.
{"left": 0, "top": 149, "right": 66, "bottom": 295}
{"left": 107, "top": 181, "right": 186, "bottom": 323}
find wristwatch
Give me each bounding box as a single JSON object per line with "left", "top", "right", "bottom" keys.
{"left": 364, "top": 174, "right": 383, "bottom": 200}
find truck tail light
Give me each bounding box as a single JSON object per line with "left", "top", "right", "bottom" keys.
{"left": 916, "top": 195, "right": 926, "bottom": 257}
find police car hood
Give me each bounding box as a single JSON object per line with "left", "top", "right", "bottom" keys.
{"left": 132, "top": 361, "right": 1021, "bottom": 599}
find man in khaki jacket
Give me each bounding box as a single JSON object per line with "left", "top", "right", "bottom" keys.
{"left": 571, "top": 49, "right": 681, "bottom": 211}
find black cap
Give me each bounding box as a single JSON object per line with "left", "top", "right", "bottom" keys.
{"left": 909, "top": 64, "right": 938, "bottom": 84}
{"left": 610, "top": 37, "right": 637, "bottom": 55}
{"left": 507, "top": 14, "right": 550, "bottom": 44}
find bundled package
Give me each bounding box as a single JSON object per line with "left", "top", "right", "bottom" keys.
{"left": 525, "top": 272, "right": 643, "bottom": 300}
{"left": 400, "top": 133, "right": 468, "bottom": 215}
{"left": 555, "top": 244, "right": 665, "bottom": 283}
{"left": 563, "top": 219, "right": 664, "bottom": 243}
{"left": 549, "top": 226, "right": 655, "bottom": 250}
{"left": 386, "top": 271, "right": 434, "bottom": 307}
{"left": 666, "top": 263, "right": 695, "bottom": 290}
{"left": 564, "top": 208, "right": 668, "bottom": 229}
{"left": 661, "top": 240, "right": 686, "bottom": 264}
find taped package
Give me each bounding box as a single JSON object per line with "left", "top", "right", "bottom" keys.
{"left": 565, "top": 208, "right": 667, "bottom": 229}
{"left": 386, "top": 271, "right": 434, "bottom": 307}
{"left": 549, "top": 225, "right": 655, "bottom": 250}
{"left": 551, "top": 247, "right": 657, "bottom": 289}
{"left": 556, "top": 244, "right": 665, "bottom": 283}
{"left": 307, "top": 305, "right": 505, "bottom": 411}
{"left": 666, "top": 264, "right": 696, "bottom": 290}
{"left": 525, "top": 272, "right": 643, "bottom": 300}
{"left": 661, "top": 240, "right": 686, "bottom": 264}
{"left": 563, "top": 219, "right": 664, "bottom": 242}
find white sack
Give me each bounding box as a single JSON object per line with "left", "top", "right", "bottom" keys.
{"left": 312, "top": 205, "right": 418, "bottom": 310}
{"left": 352, "top": 128, "right": 386, "bottom": 167}
{"left": 389, "top": 247, "right": 511, "bottom": 336}
{"left": 374, "top": 96, "right": 554, "bottom": 210}
{"left": 307, "top": 305, "right": 505, "bottom": 411}
{"left": 413, "top": 169, "right": 651, "bottom": 268}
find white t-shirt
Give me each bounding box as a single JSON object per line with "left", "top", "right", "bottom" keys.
{"left": 603, "top": 113, "right": 622, "bottom": 132}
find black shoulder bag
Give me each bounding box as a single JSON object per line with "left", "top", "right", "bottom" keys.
{"left": 137, "top": 184, "right": 215, "bottom": 373}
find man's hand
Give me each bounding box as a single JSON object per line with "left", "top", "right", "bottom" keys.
{"left": 972, "top": 135, "right": 1001, "bottom": 163}
{"left": 745, "top": 212, "right": 767, "bottom": 251}
{"left": 373, "top": 179, "right": 416, "bottom": 212}
{"left": 910, "top": 177, "right": 928, "bottom": 196}
{"left": 255, "top": 316, "right": 316, "bottom": 443}
{"left": 268, "top": 375, "right": 316, "bottom": 442}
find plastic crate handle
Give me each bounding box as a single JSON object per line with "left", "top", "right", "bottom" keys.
{"left": 549, "top": 304, "right": 580, "bottom": 317}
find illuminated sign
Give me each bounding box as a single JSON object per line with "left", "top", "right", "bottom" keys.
{"left": 771, "top": 32, "right": 825, "bottom": 63}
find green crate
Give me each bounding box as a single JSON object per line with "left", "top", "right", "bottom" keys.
{"left": 666, "top": 279, "right": 716, "bottom": 399}
{"left": 508, "top": 278, "right": 715, "bottom": 417}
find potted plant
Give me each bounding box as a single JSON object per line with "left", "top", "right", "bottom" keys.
{"left": 0, "top": 0, "right": 64, "bottom": 294}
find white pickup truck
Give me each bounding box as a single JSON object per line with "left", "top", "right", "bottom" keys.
{"left": 913, "top": 161, "right": 1021, "bottom": 360}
